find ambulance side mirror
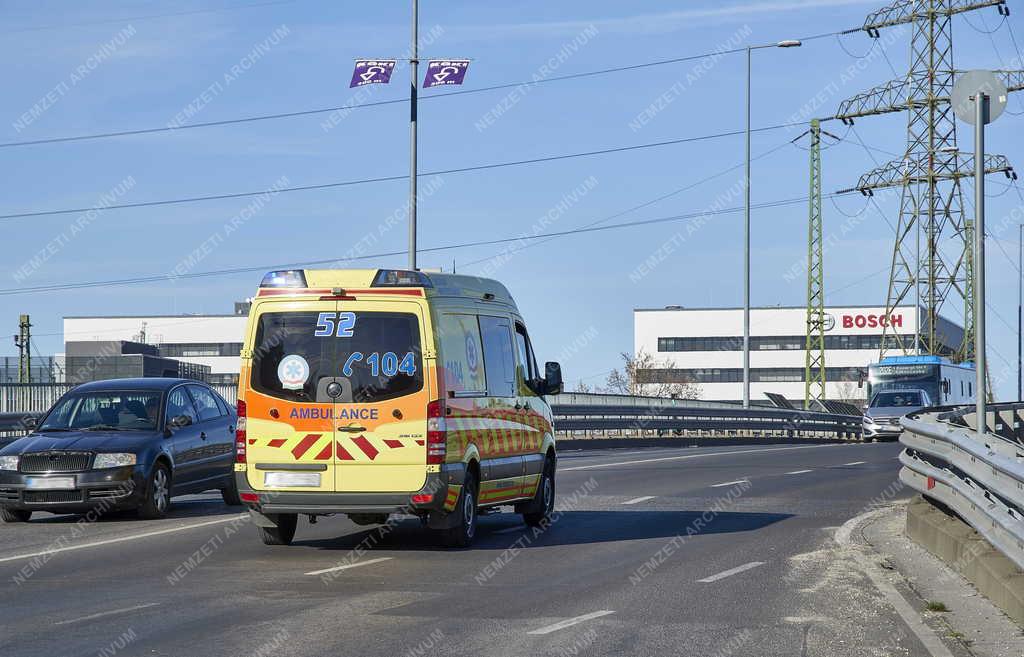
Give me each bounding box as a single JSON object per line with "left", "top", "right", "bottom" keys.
{"left": 543, "top": 362, "right": 563, "bottom": 396}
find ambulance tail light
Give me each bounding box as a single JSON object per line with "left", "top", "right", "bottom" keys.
{"left": 426, "top": 399, "right": 447, "bottom": 465}
{"left": 235, "top": 400, "right": 247, "bottom": 464}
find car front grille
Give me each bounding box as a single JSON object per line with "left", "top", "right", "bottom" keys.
{"left": 22, "top": 490, "right": 83, "bottom": 504}
{"left": 19, "top": 452, "right": 92, "bottom": 473}
{"left": 0, "top": 488, "right": 18, "bottom": 501}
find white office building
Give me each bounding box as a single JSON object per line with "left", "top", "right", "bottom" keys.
{"left": 63, "top": 303, "right": 250, "bottom": 386}
{"left": 634, "top": 305, "right": 964, "bottom": 404}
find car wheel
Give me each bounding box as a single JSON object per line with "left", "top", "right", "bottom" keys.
{"left": 137, "top": 462, "right": 171, "bottom": 520}
{"left": 523, "top": 457, "right": 555, "bottom": 528}
{"left": 258, "top": 513, "right": 297, "bottom": 546}
{"left": 0, "top": 507, "right": 31, "bottom": 523}
{"left": 442, "top": 471, "right": 478, "bottom": 548}
{"left": 220, "top": 475, "right": 242, "bottom": 506}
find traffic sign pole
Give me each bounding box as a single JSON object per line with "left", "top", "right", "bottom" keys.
{"left": 975, "top": 91, "right": 987, "bottom": 430}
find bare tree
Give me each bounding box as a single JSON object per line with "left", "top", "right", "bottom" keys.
{"left": 606, "top": 350, "right": 702, "bottom": 399}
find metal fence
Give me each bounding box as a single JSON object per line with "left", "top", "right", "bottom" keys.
{"left": 551, "top": 401, "right": 863, "bottom": 439}
{"left": 899, "top": 402, "right": 1024, "bottom": 571}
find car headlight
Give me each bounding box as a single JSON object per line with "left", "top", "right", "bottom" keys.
{"left": 93, "top": 453, "right": 137, "bottom": 469}
{"left": 0, "top": 455, "right": 19, "bottom": 471}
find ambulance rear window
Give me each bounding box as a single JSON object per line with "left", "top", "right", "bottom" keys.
{"left": 250, "top": 311, "right": 423, "bottom": 403}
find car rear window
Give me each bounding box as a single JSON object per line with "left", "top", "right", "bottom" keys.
{"left": 251, "top": 311, "right": 423, "bottom": 403}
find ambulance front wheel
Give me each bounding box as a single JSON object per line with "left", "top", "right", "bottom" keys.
{"left": 258, "top": 513, "right": 298, "bottom": 546}
{"left": 523, "top": 457, "right": 555, "bottom": 528}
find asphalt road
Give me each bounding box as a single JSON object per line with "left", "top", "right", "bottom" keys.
{"left": 0, "top": 442, "right": 925, "bottom": 657}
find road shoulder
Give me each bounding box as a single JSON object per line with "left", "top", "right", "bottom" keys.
{"left": 861, "top": 501, "right": 1024, "bottom": 657}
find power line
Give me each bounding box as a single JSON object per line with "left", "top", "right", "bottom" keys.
{"left": 0, "top": 192, "right": 834, "bottom": 296}
{"left": 0, "top": 32, "right": 845, "bottom": 150}
{"left": 0, "top": 122, "right": 804, "bottom": 221}
{"left": 461, "top": 139, "right": 794, "bottom": 269}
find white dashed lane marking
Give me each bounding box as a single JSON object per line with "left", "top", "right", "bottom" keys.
{"left": 304, "top": 557, "right": 392, "bottom": 576}
{"left": 697, "top": 561, "right": 765, "bottom": 583}
{"left": 785, "top": 469, "right": 813, "bottom": 475}
{"left": 622, "top": 496, "right": 656, "bottom": 505}
{"left": 842, "top": 461, "right": 867, "bottom": 466}
{"left": 55, "top": 603, "right": 160, "bottom": 625}
{"left": 710, "top": 479, "right": 749, "bottom": 488}
{"left": 527, "top": 610, "right": 616, "bottom": 635}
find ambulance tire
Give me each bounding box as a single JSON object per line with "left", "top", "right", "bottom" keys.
{"left": 442, "top": 471, "right": 478, "bottom": 548}
{"left": 220, "top": 476, "right": 242, "bottom": 506}
{"left": 523, "top": 457, "right": 555, "bottom": 528}
{"left": 258, "top": 513, "right": 298, "bottom": 546}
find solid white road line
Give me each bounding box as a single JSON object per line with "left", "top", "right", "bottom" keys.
{"left": 560, "top": 444, "right": 830, "bottom": 472}
{"left": 527, "top": 610, "right": 616, "bottom": 635}
{"left": 304, "top": 557, "right": 392, "bottom": 576}
{"left": 697, "top": 561, "right": 765, "bottom": 583}
{"left": 835, "top": 510, "right": 954, "bottom": 657}
{"left": 843, "top": 461, "right": 867, "bottom": 466}
{"left": 622, "top": 496, "right": 656, "bottom": 505}
{"left": 0, "top": 514, "right": 249, "bottom": 565}
{"left": 785, "top": 469, "right": 813, "bottom": 475}
{"left": 55, "top": 603, "right": 161, "bottom": 625}
{"left": 710, "top": 480, "right": 749, "bottom": 488}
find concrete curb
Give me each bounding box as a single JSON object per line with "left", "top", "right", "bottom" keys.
{"left": 906, "top": 495, "right": 1024, "bottom": 627}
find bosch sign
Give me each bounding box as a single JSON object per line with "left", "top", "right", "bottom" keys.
{"left": 841, "top": 313, "right": 903, "bottom": 329}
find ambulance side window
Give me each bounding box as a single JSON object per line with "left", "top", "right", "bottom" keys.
{"left": 514, "top": 323, "right": 539, "bottom": 390}
{"left": 437, "top": 314, "right": 486, "bottom": 394}
{"left": 479, "top": 316, "right": 516, "bottom": 398}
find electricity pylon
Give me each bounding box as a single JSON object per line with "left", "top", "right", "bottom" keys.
{"left": 835, "top": 0, "right": 1022, "bottom": 362}
{"left": 797, "top": 120, "right": 842, "bottom": 408}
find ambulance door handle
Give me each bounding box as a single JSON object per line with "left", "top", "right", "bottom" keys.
{"left": 337, "top": 426, "right": 367, "bottom": 433}
{"left": 514, "top": 401, "right": 523, "bottom": 410}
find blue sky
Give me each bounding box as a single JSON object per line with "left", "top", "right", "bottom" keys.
{"left": 2, "top": 0, "right": 1024, "bottom": 399}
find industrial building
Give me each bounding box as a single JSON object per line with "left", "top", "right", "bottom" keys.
{"left": 634, "top": 305, "right": 964, "bottom": 404}
{"left": 62, "top": 302, "right": 250, "bottom": 387}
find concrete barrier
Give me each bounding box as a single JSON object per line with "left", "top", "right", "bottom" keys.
{"left": 906, "top": 495, "right": 1024, "bottom": 626}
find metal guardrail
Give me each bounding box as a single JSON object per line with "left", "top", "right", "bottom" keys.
{"left": 899, "top": 405, "right": 1024, "bottom": 571}
{"left": 552, "top": 403, "right": 863, "bottom": 439}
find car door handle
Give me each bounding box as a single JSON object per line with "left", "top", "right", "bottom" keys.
{"left": 337, "top": 426, "right": 367, "bottom": 433}
{"left": 200, "top": 432, "right": 207, "bottom": 440}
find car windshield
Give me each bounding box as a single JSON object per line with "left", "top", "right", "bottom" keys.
{"left": 870, "top": 391, "right": 923, "bottom": 408}
{"left": 39, "top": 391, "right": 162, "bottom": 431}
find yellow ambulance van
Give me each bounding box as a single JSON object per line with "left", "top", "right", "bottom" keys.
{"left": 234, "top": 269, "right": 562, "bottom": 547}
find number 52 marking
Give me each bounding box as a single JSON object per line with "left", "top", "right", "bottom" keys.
{"left": 314, "top": 311, "right": 356, "bottom": 337}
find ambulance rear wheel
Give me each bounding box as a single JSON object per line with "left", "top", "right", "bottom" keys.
{"left": 258, "top": 513, "right": 297, "bottom": 546}
{"left": 442, "top": 472, "right": 478, "bottom": 548}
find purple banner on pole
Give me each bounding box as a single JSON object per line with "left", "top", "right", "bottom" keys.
{"left": 422, "top": 60, "right": 470, "bottom": 88}
{"left": 349, "top": 60, "right": 396, "bottom": 88}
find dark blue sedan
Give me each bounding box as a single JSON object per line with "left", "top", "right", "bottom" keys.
{"left": 0, "top": 378, "right": 240, "bottom": 521}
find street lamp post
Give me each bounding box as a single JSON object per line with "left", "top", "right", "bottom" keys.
{"left": 743, "top": 39, "right": 801, "bottom": 409}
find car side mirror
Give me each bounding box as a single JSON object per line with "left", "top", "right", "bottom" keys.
{"left": 544, "top": 361, "right": 563, "bottom": 396}
{"left": 22, "top": 416, "right": 37, "bottom": 430}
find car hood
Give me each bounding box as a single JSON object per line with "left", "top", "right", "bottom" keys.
{"left": 0, "top": 430, "right": 158, "bottom": 455}
{"left": 865, "top": 406, "right": 924, "bottom": 421}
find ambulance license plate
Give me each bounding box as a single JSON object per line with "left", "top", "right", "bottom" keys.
{"left": 264, "top": 472, "right": 320, "bottom": 488}
{"left": 25, "top": 476, "right": 76, "bottom": 490}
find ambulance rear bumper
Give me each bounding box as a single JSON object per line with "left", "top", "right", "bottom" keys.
{"left": 235, "top": 464, "right": 463, "bottom": 515}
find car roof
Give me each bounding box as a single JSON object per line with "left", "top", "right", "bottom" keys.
{"left": 71, "top": 378, "right": 203, "bottom": 393}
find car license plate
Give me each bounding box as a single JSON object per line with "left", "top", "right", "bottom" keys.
{"left": 25, "top": 476, "right": 75, "bottom": 490}
{"left": 264, "top": 472, "right": 320, "bottom": 488}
